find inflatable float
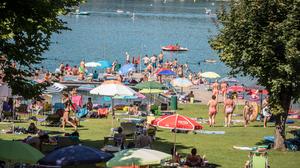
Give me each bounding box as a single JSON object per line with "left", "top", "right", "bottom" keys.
{"left": 161, "top": 45, "right": 188, "bottom": 51}
{"left": 250, "top": 102, "right": 259, "bottom": 121}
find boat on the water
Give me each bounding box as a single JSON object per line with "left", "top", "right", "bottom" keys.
{"left": 161, "top": 45, "right": 188, "bottom": 51}
{"left": 72, "top": 9, "right": 90, "bottom": 15}
{"left": 116, "top": 9, "right": 124, "bottom": 13}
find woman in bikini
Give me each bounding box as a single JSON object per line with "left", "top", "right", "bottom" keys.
{"left": 208, "top": 95, "right": 218, "bottom": 127}
{"left": 62, "top": 93, "right": 77, "bottom": 131}
{"left": 220, "top": 81, "right": 228, "bottom": 100}
{"left": 243, "top": 101, "right": 253, "bottom": 127}
{"left": 224, "top": 95, "right": 235, "bottom": 127}
{"left": 212, "top": 80, "right": 219, "bottom": 97}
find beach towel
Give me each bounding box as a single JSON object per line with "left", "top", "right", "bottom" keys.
{"left": 194, "top": 130, "right": 225, "bottom": 135}
{"left": 264, "top": 136, "right": 275, "bottom": 143}
{"left": 233, "top": 145, "right": 268, "bottom": 151}
{"left": 72, "top": 95, "right": 83, "bottom": 108}
{"left": 233, "top": 146, "right": 256, "bottom": 151}
{"left": 288, "top": 126, "right": 300, "bottom": 129}
{"left": 76, "top": 108, "right": 88, "bottom": 118}
{"left": 286, "top": 120, "right": 295, "bottom": 124}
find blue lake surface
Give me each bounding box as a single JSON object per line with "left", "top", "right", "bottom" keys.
{"left": 43, "top": 0, "right": 232, "bottom": 75}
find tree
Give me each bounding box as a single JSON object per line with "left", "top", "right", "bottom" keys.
{"left": 210, "top": 0, "right": 300, "bottom": 150}
{"left": 0, "top": 0, "right": 81, "bottom": 99}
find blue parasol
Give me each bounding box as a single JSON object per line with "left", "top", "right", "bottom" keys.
{"left": 118, "top": 64, "right": 136, "bottom": 75}
{"left": 39, "top": 144, "right": 113, "bottom": 166}
{"left": 97, "top": 60, "right": 112, "bottom": 69}
{"left": 158, "top": 69, "right": 176, "bottom": 76}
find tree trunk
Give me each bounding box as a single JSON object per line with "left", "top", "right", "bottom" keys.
{"left": 273, "top": 92, "right": 291, "bottom": 150}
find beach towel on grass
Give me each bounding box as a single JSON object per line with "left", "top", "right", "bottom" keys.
{"left": 233, "top": 145, "right": 269, "bottom": 151}
{"left": 194, "top": 130, "right": 225, "bottom": 135}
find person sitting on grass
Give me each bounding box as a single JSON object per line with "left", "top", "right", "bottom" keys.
{"left": 171, "top": 147, "right": 181, "bottom": 164}
{"left": 184, "top": 148, "right": 203, "bottom": 167}
{"left": 135, "top": 130, "right": 152, "bottom": 149}
{"left": 114, "top": 127, "right": 126, "bottom": 150}
{"left": 25, "top": 132, "right": 49, "bottom": 151}
{"left": 27, "top": 122, "right": 39, "bottom": 134}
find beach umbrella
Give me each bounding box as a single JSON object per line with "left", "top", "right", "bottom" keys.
{"left": 90, "top": 80, "right": 137, "bottom": 96}
{"left": 119, "top": 64, "right": 136, "bottom": 75}
{"left": 77, "top": 84, "right": 96, "bottom": 91}
{"left": 157, "top": 69, "right": 176, "bottom": 76}
{"left": 155, "top": 68, "right": 170, "bottom": 74}
{"left": 114, "top": 92, "right": 146, "bottom": 99}
{"left": 219, "top": 77, "right": 239, "bottom": 83}
{"left": 0, "top": 140, "right": 44, "bottom": 164}
{"left": 85, "top": 62, "right": 102, "bottom": 68}
{"left": 200, "top": 71, "right": 220, "bottom": 79}
{"left": 90, "top": 80, "right": 137, "bottom": 117}
{"left": 106, "top": 148, "right": 171, "bottom": 167}
{"left": 139, "top": 89, "right": 164, "bottom": 94}
{"left": 152, "top": 114, "right": 203, "bottom": 158}
{"left": 152, "top": 114, "right": 203, "bottom": 130}
{"left": 134, "top": 81, "right": 164, "bottom": 90}
{"left": 171, "top": 77, "right": 193, "bottom": 94}
{"left": 171, "top": 78, "right": 193, "bottom": 88}
{"left": 98, "top": 60, "right": 112, "bottom": 69}
{"left": 227, "top": 85, "right": 245, "bottom": 92}
{"left": 39, "top": 144, "right": 113, "bottom": 166}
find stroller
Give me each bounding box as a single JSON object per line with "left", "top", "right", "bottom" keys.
{"left": 246, "top": 151, "right": 269, "bottom": 168}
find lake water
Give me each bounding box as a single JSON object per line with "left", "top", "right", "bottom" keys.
{"left": 43, "top": 0, "right": 234, "bottom": 77}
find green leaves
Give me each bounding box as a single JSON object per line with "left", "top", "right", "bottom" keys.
{"left": 210, "top": 0, "right": 300, "bottom": 117}
{"left": 0, "top": 0, "right": 81, "bottom": 99}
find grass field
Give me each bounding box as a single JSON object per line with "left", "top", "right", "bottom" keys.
{"left": 0, "top": 104, "right": 299, "bottom": 168}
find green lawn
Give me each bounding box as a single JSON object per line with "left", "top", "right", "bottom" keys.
{"left": 0, "top": 104, "right": 299, "bottom": 168}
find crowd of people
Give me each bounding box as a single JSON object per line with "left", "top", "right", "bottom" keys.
{"left": 207, "top": 80, "right": 270, "bottom": 128}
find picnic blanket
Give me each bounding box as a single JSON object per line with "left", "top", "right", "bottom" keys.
{"left": 194, "top": 130, "right": 225, "bottom": 135}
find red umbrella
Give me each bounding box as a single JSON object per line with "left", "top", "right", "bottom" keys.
{"left": 152, "top": 114, "right": 203, "bottom": 157}
{"left": 155, "top": 68, "right": 170, "bottom": 75}
{"left": 227, "top": 85, "right": 244, "bottom": 92}
{"left": 152, "top": 114, "right": 203, "bottom": 130}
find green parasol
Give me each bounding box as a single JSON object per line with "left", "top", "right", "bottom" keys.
{"left": 0, "top": 140, "right": 44, "bottom": 164}
{"left": 134, "top": 81, "right": 165, "bottom": 90}
{"left": 106, "top": 148, "right": 171, "bottom": 167}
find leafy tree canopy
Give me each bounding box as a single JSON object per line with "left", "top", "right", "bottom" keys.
{"left": 210, "top": 0, "right": 300, "bottom": 150}
{"left": 0, "top": 0, "right": 82, "bottom": 99}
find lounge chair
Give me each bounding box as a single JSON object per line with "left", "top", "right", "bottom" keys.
{"left": 120, "top": 122, "right": 137, "bottom": 136}
{"left": 97, "top": 108, "right": 109, "bottom": 118}
{"left": 248, "top": 152, "right": 269, "bottom": 168}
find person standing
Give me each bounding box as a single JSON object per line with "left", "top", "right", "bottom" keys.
{"left": 220, "top": 81, "right": 228, "bottom": 99}
{"left": 125, "top": 52, "right": 130, "bottom": 63}
{"left": 61, "top": 93, "right": 77, "bottom": 131}
{"left": 150, "top": 55, "right": 157, "bottom": 69}
{"left": 243, "top": 101, "right": 253, "bottom": 127}
{"left": 212, "top": 80, "right": 219, "bottom": 97}
{"left": 262, "top": 97, "right": 271, "bottom": 128}
{"left": 224, "top": 95, "right": 235, "bottom": 127}
{"left": 142, "top": 55, "right": 150, "bottom": 66}
{"left": 208, "top": 95, "right": 218, "bottom": 127}
{"left": 158, "top": 51, "right": 164, "bottom": 65}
